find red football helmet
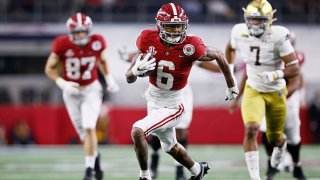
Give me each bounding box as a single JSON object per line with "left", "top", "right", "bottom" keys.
{"left": 155, "top": 3, "right": 188, "bottom": 44}
{"left": 66, "top": 12, "right": 93, "bottom": 46}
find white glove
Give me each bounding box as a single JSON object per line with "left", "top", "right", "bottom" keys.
{"left": 105, "top": 74, "right": 119, "bottom": 93}
{"left": 55, "top": 77, "right": 80, "bottom": 95}
{"left": 131, "top": 53, "right": 156, "bottom": 76}
{"left": 259, "top": 70, "right": 284, "bottom": 83}
{"left": 118, "top": 46, "right": 129, "bottom": 61}
{"left": 225, "top": 86, "right": 239, "bottom": 101}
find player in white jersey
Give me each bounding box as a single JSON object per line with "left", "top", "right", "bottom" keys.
{"left": 119, "top": 48, "right": 223, "bottom": 180}
{"left": 259, "top": 32, "right": 306, "bottom": 180}
{"left": 225, "top": 1, "right": 300, "bottom": 180}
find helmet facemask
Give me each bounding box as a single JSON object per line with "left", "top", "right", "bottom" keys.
{"left": 157, "top": 20, "right": 188, "bottom": 44}
{"left": 70, "top": 29, "right": 90, "bottom": 46}
{"left": 245, "top": 15, "right": 270, "bottom": 37}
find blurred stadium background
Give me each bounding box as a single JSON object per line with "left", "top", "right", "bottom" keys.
{"left": 0, "top": 0, "right": 320, "bottom": 179}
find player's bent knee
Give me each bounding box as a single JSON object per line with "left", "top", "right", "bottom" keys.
{"left": 131, "top": 127, "right": 145, "bottom": 141}
{"left": 245, "top": 123, "right": 260, "bottom": 139}
{"left": 166, "top": 143, "right": 179, "bottom": 154}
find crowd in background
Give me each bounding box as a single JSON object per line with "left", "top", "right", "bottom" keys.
{"left": 0, "top": 0, "right": 319, "bottom": 23}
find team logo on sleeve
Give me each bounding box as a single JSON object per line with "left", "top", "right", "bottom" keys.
{"left": 147, "top": 46, "right": 157, "bottom": 56}
{"left": 183, "top": 44, "right": 195, "bottom": 56}
{"left": 65, "top": 49, "right": 74, "bottom": 57}
{"left": 92, "top": 41, "right": 102, "bottom": 51}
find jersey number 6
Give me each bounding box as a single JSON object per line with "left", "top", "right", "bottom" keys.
{"left": 156, "top": 60, "right": 175, "bottom": 90}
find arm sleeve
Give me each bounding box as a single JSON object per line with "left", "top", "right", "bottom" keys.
{"left": 230, "top": 25, "right": 239, "bottom": 50}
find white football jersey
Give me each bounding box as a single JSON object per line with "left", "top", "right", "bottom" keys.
{"left": 231, "top": 23, "right": 294, "bottom": 92}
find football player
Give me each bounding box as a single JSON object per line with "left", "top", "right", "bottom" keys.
{"left": 225, "top": 0, "right": 300, "bottom": 180}
{"left": 44, "top": 13, "right": 119, "bottom": 180}
{"left": 259, "top": 32, "right": 307, "bottom": 180}
{"left": 125, "top": 3, "right": 238, "bottom": 180}
{"left": 119, "top": 49, "right": 223, "bottom": 180}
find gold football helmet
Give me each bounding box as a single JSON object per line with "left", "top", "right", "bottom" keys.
{"left": 243, "top": 0, "right": 276, "bottom": 36}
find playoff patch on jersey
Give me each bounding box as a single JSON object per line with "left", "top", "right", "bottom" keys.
{"left": 92, "top": 41, "right": 102, "bottom": 51}
{"left": 183, "top": 44, "right": 195, "bottom": 56}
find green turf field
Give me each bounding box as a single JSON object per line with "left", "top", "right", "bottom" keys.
{"left": 0, "top": 145, "right": 319, "bottom": 180}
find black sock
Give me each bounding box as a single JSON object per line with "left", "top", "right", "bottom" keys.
{"left": 262, "top": 132, "right": 273, "bottom": 156}
{"left": 287, "top": 143, "right": 301, "bottom": 164}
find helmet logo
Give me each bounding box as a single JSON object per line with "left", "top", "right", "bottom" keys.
{"left": 183, "top": 44, "right": 195, "bottom": 56}
{"left": 147, "top": 46, "right": 157, "bottom": 56}
{"left": 92, "top": 41, "right": 102, "bottom": 51}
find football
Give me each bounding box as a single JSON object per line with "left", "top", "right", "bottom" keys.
{"left": 137, "top": 53, "right": 155, "bottom": 77}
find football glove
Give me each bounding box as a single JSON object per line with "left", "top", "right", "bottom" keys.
{"left": 131, "top": 53, "right": 156, "bottom": 76}
{"left": 105, "top": 74, "right": 119, "bottom": 93}
{"left": 55, "top": 77, "right": 80, "bottom": 95}
{"left": 259, "top": 70, "right": 284, "bottom": 83}
{"left": 225, "top": 86, "right": 239, "bottom": 101}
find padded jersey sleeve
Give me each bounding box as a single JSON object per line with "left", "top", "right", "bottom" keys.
{"left": 191, "top": 36, "right": 206, "bottom": 60}
{"left": 94, "top": 34, "right": 107, "bottom": 52}
{"left": 276, "top": 27, "right": 295, "bottom": 57}
{"left": 51, "top": 36, "right": 63, "bottom": 55}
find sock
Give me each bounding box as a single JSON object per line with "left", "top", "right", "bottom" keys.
{"left": 189, "top": 162, "right": 200, "bottom": 176}
{"left": 245, "top": 151, "right": 260, "bottom": 179}
{"left": 262, "top": 132, "right": 273, "bottom": 156}
{"left": 85, "top": 155, "right": 95, "bottom": 169}
{"left": 287, "top": 143, "right": 301, "bottom": 164}
{"left": 139, "top": 170, "right": 151, "bottom": 179}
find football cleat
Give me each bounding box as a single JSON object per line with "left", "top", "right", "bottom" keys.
{"left": 138, "top": 177, "right": 150, "bottom": 180}
{"left": 83, "top": 167, "right": 93, "bottom": 180}
{"left": 265, "top": 160, "right": 279, "bottom": 180}
{"left": 271, "top": 141, "right": 287, "bottom": 168}
{"left": 94, "top": 153, "right": 104, "bottom": 180}
{"left": 293, "top": 165, "right": 306, "bottom": 180}
{"left": 188, "top": 162, "right": 210, "bottom": 180}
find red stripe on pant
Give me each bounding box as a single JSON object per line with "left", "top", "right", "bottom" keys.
{"left": 144, "top": 104, "right": 184, "bottom": 136}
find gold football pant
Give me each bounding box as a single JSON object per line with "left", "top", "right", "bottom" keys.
{"left": 241, "top": 85, "right": 287, "bottom": 143}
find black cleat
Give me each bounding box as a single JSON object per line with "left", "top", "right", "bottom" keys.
{"left": 293, "top": 165, "right": 306, "bottom": 180}
{"left": 94, "top": 153, "right": 104, "bottom": 180}
{"left": 188, "top": 162, "right": 210, "bottom": 180}
{"left": 265, "top": 160, "right": 279, "bottom": 180}
{"left": 138, "top": 178, "right": 150, "bottom": 180}
{"left": 150, "top": 153, "right": 159, "bottom": 179}
{"left": 83, "top": 167, "right": 93, "bottom": 180}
